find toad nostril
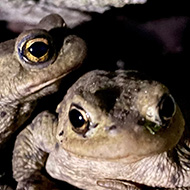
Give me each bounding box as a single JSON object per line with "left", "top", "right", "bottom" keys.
{"left": 105, "top": 125, "right": 117, "bottom": 131}
{"left": 158, "top": 94, "right": 176, "bottom": 121}
{"left": 59, "top": 130, "right": 64, "bottom": 136}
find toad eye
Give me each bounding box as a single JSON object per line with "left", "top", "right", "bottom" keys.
{"left": 158, "top": 94, "right": 176, "bottom": 121}
{"left": 141, "top": 94, "right": 177, "bottom": 135}
{"left": 23, "top": 38, "right": 51, "bottom": 63}
{"left": 16, "top": 30, "right": 57, "bottom": 68}
{"left": 69, "top": 104, "right": 90, "bottom": 135}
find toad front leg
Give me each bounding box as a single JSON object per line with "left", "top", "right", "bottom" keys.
{"left": 12, "top": 111, "right": 58, "bottom": 190}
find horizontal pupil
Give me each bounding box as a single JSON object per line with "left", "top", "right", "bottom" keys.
{"left": 28, "top": 42, "right": 49, "bottom": 58}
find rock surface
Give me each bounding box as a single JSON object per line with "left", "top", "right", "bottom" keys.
{"left": 0, "top": 0, "right": 146, "bottom": 28}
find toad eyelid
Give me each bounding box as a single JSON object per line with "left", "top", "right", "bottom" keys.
{"left": 70, "top": 103, "right": 90, "bottom": 120}
{"left": 70, "top": 103, "right": 85, "bottom": 112}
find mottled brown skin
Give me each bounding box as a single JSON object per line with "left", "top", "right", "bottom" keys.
{"left": 12, "top": 70, "right": 187, "bottom": 190}
{"left": 0, "top": 13, "right": 86, "bottom": 149}
{"left": 0, "top": 13, "right": 86, "bottom": 189}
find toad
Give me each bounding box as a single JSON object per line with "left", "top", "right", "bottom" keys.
{"left": 0, "top": 13, "right": 86, "bottom": 148}
{"left": 0, "top": 13, "right": 86, "bottom": 189}
{"left": 13, "top": 70, "right": 187, "bottom": 190}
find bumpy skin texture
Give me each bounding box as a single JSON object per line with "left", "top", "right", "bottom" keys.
{"left": 0, "top": 14, "right": 86, "bottom": 190}
{"left": 12, "top": 70, "right": 188, "bottom": 190}
{"left": 0, "top": 13, "right": 86, "bottom": 149}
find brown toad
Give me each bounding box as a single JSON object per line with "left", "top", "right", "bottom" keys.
{"left": 0, "top": 13, "right": 86, "bottom": 148}
{"left": 13, "top": 70, "right": 187, "bottom": 190}
{"left": 0, "top": 13, "right": 86, "bottom": 189}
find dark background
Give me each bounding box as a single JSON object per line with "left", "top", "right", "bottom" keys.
{"left": 1, "top": 0, "right": 190, "bottom": 189}
{"left": 71, "top": 0, "right": 190, "bottom": 127}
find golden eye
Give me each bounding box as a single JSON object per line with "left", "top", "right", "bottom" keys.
{"left": 69, "top": 104, "right": 90, "bottom": 135}
{"left": 16, "top": 30, "right": 57, "bottom": 68}
{"left": 23, "top": 38, "right": 50, "bottom": 63}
